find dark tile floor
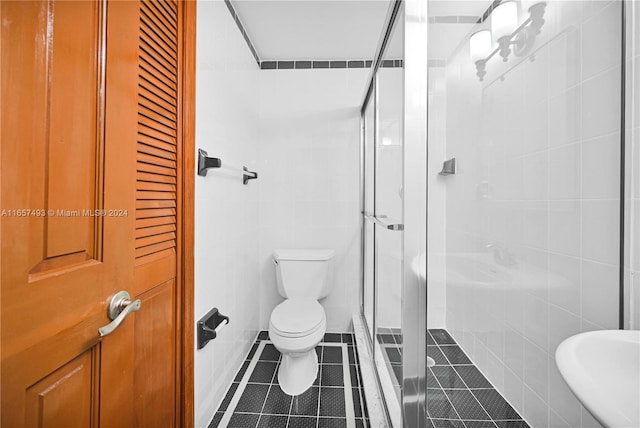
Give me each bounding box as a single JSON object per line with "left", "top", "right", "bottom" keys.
{"left": 209, "top": 332, "right": 369, "bottom": 428}
{"left": 426, "top": 329, "right": 530, "bottom": 428}
{"left": 211, "top": 328, "right": 528, "bottom": 428}
{"left": 376, "top": 327, "right": 403, "bottom": 389}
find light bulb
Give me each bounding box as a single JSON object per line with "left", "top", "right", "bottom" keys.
{"left": 470, "top": 30, "right": 492, "bottom": 63}
{"left": 492, "top": 1, "right": 518, "bottom": 41}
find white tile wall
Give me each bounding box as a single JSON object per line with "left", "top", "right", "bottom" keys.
{"left": 427, "top": 68, "right": 448, "bottom": 328}
{"left": 194, "top": 2, "right": 260, "bottom": 426}
{"left": 257, "top": 69, "right": 368, "bottom": 332}
{"left": 441, "top": 1, "right": 625, "bottom": 427}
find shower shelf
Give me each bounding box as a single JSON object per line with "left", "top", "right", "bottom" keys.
{"left": 438, "top": 158, "right": 457, "bottom": 176}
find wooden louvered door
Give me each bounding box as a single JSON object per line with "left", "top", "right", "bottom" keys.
{"left": 0, "top": 0, "right": 195, "bottom": 426}
{"left": 131, "top": 0, "right": 183, "bottom": 426}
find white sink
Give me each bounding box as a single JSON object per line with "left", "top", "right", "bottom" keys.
{"left": 556, "top": 330, "right": 640, "bottom": 428}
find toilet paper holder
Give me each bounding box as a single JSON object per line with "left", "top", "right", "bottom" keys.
{"left": 197, "top": 307, "right": 229, "bottom": 349}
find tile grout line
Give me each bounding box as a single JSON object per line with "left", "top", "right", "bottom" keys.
{"left": 433, "top": 342, "right": 494, "bottom": 426}
{"left": 434, "top": 334, "right": 509, "bottom": 426}
{"left": 226, "top": 413, "right": 358, "bottom": 417}
{"left": 215, "top": 334, "right": 369, "bottom": 427}
{"left": 284, "top": 382, "right": 294, "bottom": 428}
{"left": 429, "top": 331, "right": 483, "bottom": 425}
{"left": 431, "top": 332, "right": 496, "bottom": 427}
{"left": 315, "top": 344, "right": 323, "bottom": 428}
{"left": 351, "top": 340, "right": 369, "bottom": 423}
{"left": 256, "top": 342, "right": 281, "bottom": 427}
{"left": 341, "top": 343, "right": 356, "bottom": 428}
{"left": 429, "top": 330, "right": 524, "bottom": 427}
{"left": 349, "top": 342, "right": 363, "bottom": 422}
{"left": 219, "top": 340, "right": 267, "bottom": 428}
{"left": 378, "top": 343, "right": 401, "bottom": 390}
{"left": 390, "top": 330, "right": 402, "bottom": 378}
{"left": 450, "top": 365, "right": 500, "bottom": 427}
{"left": 428, "top": 365, "right": 467, "bottom": 424}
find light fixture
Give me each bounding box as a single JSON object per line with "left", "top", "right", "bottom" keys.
{"left": 469, "top": 30, "right": 492, "bottom": 81}
{"left": 471, "top": 1, "right": 547, "bottom": 81}
{"left": 523, "top": 0, "right": 547, "bottom": 34}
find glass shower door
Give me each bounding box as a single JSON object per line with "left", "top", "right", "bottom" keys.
{"left": 375, "top": 26, "right": 404, "bottom": 403}
{"left": 363, "top": 90, "right": 375, "bottom": 341}
{"left": 360, "top": 1, "right": 428, "bottom": 424}
{"left": 361, "top": 9, "right": 405, "bottom": 416}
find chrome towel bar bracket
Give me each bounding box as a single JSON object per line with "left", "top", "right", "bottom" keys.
{"left": 242, "top": 166, "right": 258, "bottom": 184}
{"left": 197, "top": 149, "right": 221, "bottom": 176}
{"left": 197, "top": 148, "right": 258, "bottom": 184}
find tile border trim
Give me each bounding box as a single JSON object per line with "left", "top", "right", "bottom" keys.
{"left": 218, "top": 340, "right": 266, "bottom": 427}
{"left": 260, "top": 59, "right": 404, "bottom": 70}
{"left": 428, "top": 15, "right": 481, "bottom": 24}
{"left": 224, "top": 0, "right": 261, "bottom": 66}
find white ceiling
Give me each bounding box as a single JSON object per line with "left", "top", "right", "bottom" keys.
{"left": 428, "top": 0, "right": 489, "bottom": 18}
{"left": 232, "top": 0, "right": 392, "bottom": 61}
{"left": 231, "top": 0, "right": 492, "bottom": 62}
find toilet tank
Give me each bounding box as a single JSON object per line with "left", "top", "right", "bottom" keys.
{"left": 273, "top": 249, "right": 335, "bottom": 299}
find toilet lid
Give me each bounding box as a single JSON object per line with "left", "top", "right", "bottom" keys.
{"left": 270, "top": 299, "right": 324, "bottom": 337}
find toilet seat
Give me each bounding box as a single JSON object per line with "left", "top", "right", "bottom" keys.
{"left": 270, "top": 299, "right": 325, "bottom": 338}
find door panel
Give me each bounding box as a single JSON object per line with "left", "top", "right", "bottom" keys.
{"left": 133, "top": 280, "right": 176, "bottom": 426}
{"left": 44, "top": 0, "right": 103, "bottom": 260}
{"left": 1, "top": 0, "right": 186, "bottom": 426}
{"left": 1, "top": 3, "right": 112, "bottom": 425}
{"left": 25, "top": 351, "right": 95, "bottom": 428}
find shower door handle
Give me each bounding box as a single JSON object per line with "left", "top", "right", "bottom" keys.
{"left": 98, "top": 290, "right": 142, "bottom": 337}
{"left": 364, "top": 213, "right": 404, "bottom": 231}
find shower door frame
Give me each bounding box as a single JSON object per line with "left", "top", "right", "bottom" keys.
{"left": 359, "top": 0, "right": 429, "bottom": 426}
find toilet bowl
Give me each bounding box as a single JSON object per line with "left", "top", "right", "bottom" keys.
{"left": 269, "top": 298, "right": 326, "bottom": 395}
{"left": 268, "top": 249, "right": 335, "bottom": 396}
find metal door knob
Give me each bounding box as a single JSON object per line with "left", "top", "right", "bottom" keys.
{"left": 98, "top": 290, "right": 141, "bottom": 337}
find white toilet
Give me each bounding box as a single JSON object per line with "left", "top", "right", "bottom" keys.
{"left": 269, "top": 249, "right": 335, "bottom": 396}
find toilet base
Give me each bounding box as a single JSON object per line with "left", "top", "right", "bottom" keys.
{"left": 277, "top": 350, "right": 318, "bottom": 396}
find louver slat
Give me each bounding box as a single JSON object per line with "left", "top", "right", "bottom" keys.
{"left": 135, "top": 0, "right": 178, "bottom": 266}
